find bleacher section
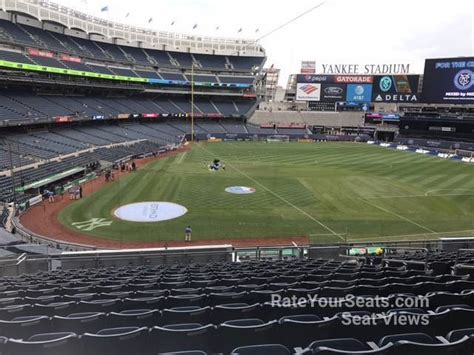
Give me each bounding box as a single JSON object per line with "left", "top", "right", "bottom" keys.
{"left": 0, "top": 256, "right": 472, "bottom": 354}
{"left": 0, "top": 20, "right": 265, "bottom": 74}
{"left": 0, "top": 91, "right": 255, "bottom": 121}
{"left": 251, "top": 110, "right": 365, "bottom": 127}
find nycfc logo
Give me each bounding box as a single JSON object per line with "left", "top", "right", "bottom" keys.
{"left": 114, "top": 202, "right": 187, "bottom": 222}
{"left": 454, "top": 70, "right": 473, "bottom": 90}
{"left": 379, "top": 76, "right": 392, "bottom": 92}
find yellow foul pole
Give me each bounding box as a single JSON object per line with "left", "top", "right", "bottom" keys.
{"left": 191, "top": 63, "right": 195, "bottom": 142}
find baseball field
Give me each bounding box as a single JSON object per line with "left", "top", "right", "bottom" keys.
{"left": 58, "top": 142, "right": 474, "bottom": 244}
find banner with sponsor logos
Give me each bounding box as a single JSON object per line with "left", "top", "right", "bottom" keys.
{"left": 372, "top": 75, "right": 420, "bottom": 102}
{"left": 296, "top": 83, "right": 321, "bottom": 101}
{"left": 346, "top": 84, "right": 372, "bottom": 102}
{"left": 321, "top": 84, "right": 346, "bottom": 101}
{"left": 296, "top": 74, "right": 373, "bottom": 84}
{"left": 422, "top": 57, "right": 474, "bottom": 104}
{"left": 296, "top": 74, "right": 373, "bottom": 102}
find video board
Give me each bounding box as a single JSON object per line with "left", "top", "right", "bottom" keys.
{"left": 422, "top": 57, "right": 474, "bottom": 104}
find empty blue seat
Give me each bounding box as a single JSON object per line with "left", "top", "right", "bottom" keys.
{"left": 7, "top": 332, "right": 80, "bottom": 355}
{"left": 0, "top": 315, "right": 50, "bottom": 339}
{"left": 52, "top": 312, "right": 107, "bottom": 334}
{"left": 82, "top": 326, "right": 148, "bottom": 355}
{"left": 231, "top": 344, "right": 291, "bottom": 355}
{"left": 162, "top": 306, "right": 210, "bottom": 325}
{"left": 109, "top": 308, "right": 160, "bottom": 328}
{"left": 215, "top": 318, "right": 277, "bottom": 353}
{"left": 308, "top": 338, "right": 372, "bottom": 352}
{"left": 150, "top": 323, "right": 214, "bottom": 353}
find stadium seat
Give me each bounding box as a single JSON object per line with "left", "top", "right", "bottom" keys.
{"left": 231, "top": 344, "right": 291, "bottom": 355}
{"left": 307, "top": 338, "right": 373, "bottom": 353}
{"left": 212, "top": 303, "right": 261, "bottom": 323}
{"left": 33, "top": 301, "right": 77, "bottom": 317}
{"left": 167, "top": 294, "right": 207, "bottom": 308}
{"left": 7, "top": 332, "right": 80, "bottom": 355}
{"left": 76, "top": 298, "right": 122, "bottom": 313}
{"left": 123, "top": 296, "right": 166, "bottom": 310}
{"left": 82, "top": 326, "right": 148, "bottom": 355}
{"left": 215, "top": 318, "right": 277, "bottom": 353}
{"left": 0, "top": 315, "right": 51, "bottom": 339}
{"left": 52, "top": 312, "right": 108, "bottom": 334}
{"left": 162, "top": 306, "right": 211, "bottom": 325}
{"left": 378, "top": 332, "right": 470, "bottom": 354}
{"left": 149, "top": 323, "right": 215, "bottom": 353}
{"left": 108, "top": 308, "right": 161, "bottom": 328}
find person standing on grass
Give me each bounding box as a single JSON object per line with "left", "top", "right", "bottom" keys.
{"left": 185, "top": 225, "right": 192, "bottom": 242}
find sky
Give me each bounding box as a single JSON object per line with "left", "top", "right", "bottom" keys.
{"left": 56, "top": 0, "right": 473, "bottom": 86}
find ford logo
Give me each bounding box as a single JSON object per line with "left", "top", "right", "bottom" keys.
{"left": 324, "top": 86, "right": 343, "bottom": 94}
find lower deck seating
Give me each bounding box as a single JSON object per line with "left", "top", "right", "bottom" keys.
{"left": 0, "top": 259, "right": 472, "bottom": 353}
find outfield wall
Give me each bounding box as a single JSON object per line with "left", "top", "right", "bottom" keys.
{"left": 250, "top": 111, "right": 365, "bottom": 127}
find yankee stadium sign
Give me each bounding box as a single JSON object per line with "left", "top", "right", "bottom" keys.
{"left": 318, "top": 63, "right": 411, "bottom": 75}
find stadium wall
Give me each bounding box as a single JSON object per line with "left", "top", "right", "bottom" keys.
{"left": 250, "top": 110, "right": 365, "bottom": 127}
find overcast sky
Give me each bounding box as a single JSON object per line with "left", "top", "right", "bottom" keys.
{"left": 56, "top": 0, "right": 473, "bottom": 85}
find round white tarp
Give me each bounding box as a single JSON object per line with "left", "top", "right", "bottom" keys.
{"left": 225, "top": 186, "right": 256, "bottom": 195}
{"left": 114, "top": 202, "right": 187, "bottom": 222}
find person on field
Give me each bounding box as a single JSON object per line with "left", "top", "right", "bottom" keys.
{"left": 47, "top": 190, "right": 54, "bottom": 203}
{"left": 185, "top": 226, "right": 192, "bottom": 242}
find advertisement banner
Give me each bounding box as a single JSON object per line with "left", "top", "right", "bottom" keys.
{"left": 296, "top": 74, "right": 373, "bottom": 84}
{"left": 321, "top": 84, "right": 346, "bottom": 101}
{"left": 61, "top": 54, "right": 82, "bottom": 63}
{"left": 27, "top": 48, "right": 54, "bottom": 58}
{"left": 54, "top": 115, "right": 73, "bottom": 123}
{"left": 346, "top": 84, "right": 373, "bottom": 102}
{"left": 296, "top": 83, "right": 321, "bottom": 101}
{"left": 422, "top": 57, "right": 474, "bottom": 104}
{"left": 372, "top": 75, "right": 420, "bottom": 102}
{"left": 335, "top": 75, "right": 373, "bottom": 84}
{"left": 296, "top": 74, "right": 334, "bottom": 83}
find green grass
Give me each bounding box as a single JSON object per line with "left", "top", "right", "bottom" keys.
{"left": 58, "top": 142, "right": 474, "bottom": 244}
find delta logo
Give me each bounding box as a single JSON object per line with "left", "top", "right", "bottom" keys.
{"left": 300, "top": 84, "right": 319, "bottom": 95}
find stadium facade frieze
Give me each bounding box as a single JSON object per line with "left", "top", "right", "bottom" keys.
{"left": 318, "top": 63, "right": 412, "bottom": 75}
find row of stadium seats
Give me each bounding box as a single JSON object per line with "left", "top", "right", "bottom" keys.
{"left": 1, "top": 300, "right": 473, "bottom": 335}
{"left": 0, "top": 311, "right": 473, "bottom": 354}
{"left": 1, "top": 287, "right": 473, "bottom": 319}
{"left": 0, "top": 120, "right": 306, "bottom": 165}
{"left": 0, "top": 258, "right": 472, "bottom": 353}
{"left": 0, "top": 92, "right": 255, "bottom": 120}
{"left": 0, "top": 119, "right": 312, "bottom": 202}
{"left": 0, "top": 141, "right": 165, "bottom": 201}
{"left": 0, "top": 20, "right": 264, "bottom": 72}
{"left": 0, "top": 49, "right": 257, "bottom": 84}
